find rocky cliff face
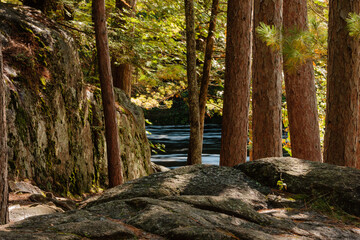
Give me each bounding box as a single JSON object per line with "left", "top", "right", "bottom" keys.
{"left": 0, "top": 3, "right": 152, "bottom": 195}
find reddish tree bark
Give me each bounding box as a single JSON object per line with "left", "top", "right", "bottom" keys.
{"left": 111, "top": 62, "right": 132, "bottom": 97}
{"left": 220, "top": 0, "right": 252, "bottom": 166}
{"left": 185, "top": 0, "right": 202, "bottom": 165}
{"left": 252, "top": 0, "right": 283, "bottom": 160}
{"left": 93, "top": 0, "right": 123, "bottom": 187}
{"left": 112, "top": 0, "right": 136, "bottom": 97}
{"left": 324, "top": 1, "right": 360, "bottom": 168}
{"left": 199, "top": 0, "right": 220, "bottom": 142}
{"left": 0, "top": 42, "right": 9, "bottom": 224}
{"left": 283, "top": 0, "right": 322, "bottom": 162}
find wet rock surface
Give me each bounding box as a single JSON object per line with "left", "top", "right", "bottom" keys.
{"left": 2, "top": 160, "right": 360, "bottom": 239}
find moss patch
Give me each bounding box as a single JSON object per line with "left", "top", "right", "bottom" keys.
{"left": 15, "top": 107, "right": 31, "bottom": 145}
{"left": 306, "top": 194, "right": 360, "bottom": 227}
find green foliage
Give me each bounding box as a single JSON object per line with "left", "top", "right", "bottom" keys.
{"left": 256, "top": 22, "right": 281, "bottom": 51}
{"left": 277, "top": 174, "right": 287, "bottom": 191}
{"left": 145, "top": 119, "right": 166, "bottom": 153}
{"left": 256, "top": 20, "right": 327, "bottom": 72}
{"left": 8, "top": 0, "right": 331, "bottom": 154}
{"left": 14, "top": 0, "right": 226, "bottom": 118}
{"left": 347, "top": 12, "right": 360, "bottom": 38}
{"left": 1, "top": 0, "right": 22, "bottom": 4}
{"left": 149, "top": 141, "right": 166, "bottom": 154}
{"left": 125, "top": 0, "right": 226, "bottom": 114}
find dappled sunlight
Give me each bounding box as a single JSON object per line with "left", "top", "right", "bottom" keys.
{"left": 280, "top": 158, "right": 313, "bottom": 176}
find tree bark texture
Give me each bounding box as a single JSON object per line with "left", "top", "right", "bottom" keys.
{"left": 199, "top": 0, "right": 220, "bottom": 143}
{"left": 0, "top": 42, "right": 9, "bottom": 225}
{"left": 283, "top": 0, "right": 322, "bottom": 162}
{"left": 252, "top": 0, "right": 283, "bottom": 160}
{"left": 93, "top": 0, "right": 123, "bottom": 187}
{"left": 112, "top": 0, "right": 136, "bottom": 97}
{"left": 185, "top": 0, "right": 202, "bottom": 165}
{"left": 111, "top": 62, "right": 132, "bottom": 97}
{"left": 220, "top": 0, "right": 252, "bottom": 166}
{"left": 324, "top": 1, "right": 360, "bottom": 168}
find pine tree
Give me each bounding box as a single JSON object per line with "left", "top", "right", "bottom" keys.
{"left": 252, "top": 0, "right": 283, "bottom": 160}
{"left": 93, "top": 0, "right": 124, "bottom": 186}
{"left": 185, "top": 0, "right": 202, "bottom": 165}
{"left": 111, "top": 0, "right": 136, "bottom": 97}
{"left": 220, "top": 0, "right": 252, "bottom": 166}
{"left": 199, "top": 0, "right": 220, "bottom": 148}
{"left": 324, "top": 0, "right": 360, "bottom": 167}
{"left": 324, "top": 1, "right": 360, "bottom": 168}
{"left": 283, "top": 0, "right": 322, "bottom": 162}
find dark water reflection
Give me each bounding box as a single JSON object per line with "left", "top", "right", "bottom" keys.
{"left": 146, "top": 124, "right": 222, "bottom": 168}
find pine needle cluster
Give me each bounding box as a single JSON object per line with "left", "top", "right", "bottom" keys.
{"left": 347, "top": 13, "right": 360, "bottom": 39}
{"left": 255, "top": 20, "right": 327, "bottom": 72}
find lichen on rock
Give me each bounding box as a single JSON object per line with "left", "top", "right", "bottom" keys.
{"left": 0, "top": 3, "right": 152, "bottom": 196}
{"left": 2, "top": 163, "right": 360, "bottom": 239}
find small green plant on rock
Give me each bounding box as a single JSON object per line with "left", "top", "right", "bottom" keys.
{"left": 277, "top": 173, "right": 287, "bottom": 191}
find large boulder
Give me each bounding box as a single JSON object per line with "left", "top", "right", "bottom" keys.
{"left": 235, "top": 157, "right": 360, "bottom": 217}
{"left": 0, "top": 3, "right": 152, "bottom": 195}
{"left": 1, "top": 164, "right": 360, "bottom": 239}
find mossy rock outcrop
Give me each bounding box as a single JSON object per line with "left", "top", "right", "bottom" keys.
{"left": 0, "top": 3, "right": 152, "bottom": 196}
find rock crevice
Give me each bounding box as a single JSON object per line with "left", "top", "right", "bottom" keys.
{"left": 2, "top": 159, "right": 360, "bottom": 239}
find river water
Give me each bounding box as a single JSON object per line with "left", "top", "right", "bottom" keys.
{"left": 147, "top": 124, "right": 288, "bottom": 168}
{"left": 146, "top": 124, "right": 222, "bottom": 168}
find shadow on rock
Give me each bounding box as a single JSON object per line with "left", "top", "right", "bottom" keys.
{"left": 1, "top": 161, "right": 360, "bottom": 239}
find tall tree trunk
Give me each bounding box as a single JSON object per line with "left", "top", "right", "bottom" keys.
{"left": 252, "top": 0, "right": 283, "bottom": 160}
{"left": 283, "top": 0, "right": 322, "bottom": 162}
{"left": 0, "top": 42, "right": 9, "bottom": 225}
{"left": 185, "top": 0, "right": 202, "bottom": 165}
{"left": 111, "top": 62, "right": 132, "bottom": 97}
{"left": 112, "top": 0, "right": 136, "bottom": 97}
{"left": 93, "top": 0, "right": 123, "bottom": 187}
{"left": 220, "top": 0, "right": 252, "bottom": 166}
{"left": 199, "top": 0, "right": 220, "bottom": 142}
{"left": 324, "top": 1, "right": 360, "bottom": 167}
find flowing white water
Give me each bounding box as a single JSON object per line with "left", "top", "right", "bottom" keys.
{"left": 147, "top": 124, "right": 221, "bottom": 168}
{"left": 147, "top": 124, "right": 289, "bottom": 168}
